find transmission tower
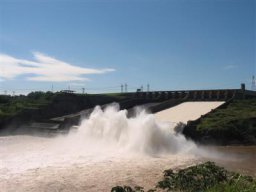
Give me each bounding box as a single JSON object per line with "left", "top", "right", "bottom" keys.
{"left": 124, "top": 83, "right": 127, "bottom": 92}
{"left": 252, "top": 75, "right": 256, "bottom": 91}
{"left": 121, "top": 84, "right": 124, "bottom": 93}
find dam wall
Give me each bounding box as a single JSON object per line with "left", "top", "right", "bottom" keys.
{"left": 133, "top": 83, "right": 256, "bottom": 101}
{"left": 134, "top": 88, "right": 245, "bottom": 101}
{"left": 51, "top": 85, "right": 256, "bottom": 131}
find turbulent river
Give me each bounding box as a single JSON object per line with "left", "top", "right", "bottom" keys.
{"left": 0, "top": 104, "right": 255, "bottom": 192}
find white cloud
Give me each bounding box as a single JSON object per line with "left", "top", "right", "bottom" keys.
{"left": 223, "top": 65, "right": 237, "bottom": 70}
{"left": 0, "top": 52, "right": 115, "bottom": 82}
{"left": 69, "top": 82, "right": 86, "bottom": 87}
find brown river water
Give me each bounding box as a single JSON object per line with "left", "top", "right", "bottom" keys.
{"left": 203, "top": 146, "right": 256, "bottom": 176}
{"left": 1, "top": 137, "right": 254, "bottom": 192}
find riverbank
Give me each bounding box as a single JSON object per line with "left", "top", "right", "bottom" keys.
{"left": 182, "top": 99, "right": 256, "bottom": 145}
{"left": 112, "top": 161, "right": 256, "bottom": 192}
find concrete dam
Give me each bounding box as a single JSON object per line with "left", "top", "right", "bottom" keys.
{"left": 16, "top": 83, "right": 256, "bottom": 134}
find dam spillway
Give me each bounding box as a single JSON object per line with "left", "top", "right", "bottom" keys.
{"left": 154, "top": 101, "right": 224, "bottom": 124}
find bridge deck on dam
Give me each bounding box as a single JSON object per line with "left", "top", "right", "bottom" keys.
{"left": 154, "top": 101, "right": 224, "bottom": 124}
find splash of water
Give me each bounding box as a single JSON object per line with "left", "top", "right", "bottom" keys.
{"left": 75, "top": 103, "right": 197, "bottom": 155}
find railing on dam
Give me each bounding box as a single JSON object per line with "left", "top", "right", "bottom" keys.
{"left": 133, "top": 88, "right": 254, "bottom": 101}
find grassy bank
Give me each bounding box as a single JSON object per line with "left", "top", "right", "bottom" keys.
{"left": 111, "top": 162, "right": 256, "bottom": 192}
{"left": 183, "top": 99, "right": 256, "bottom": 145}
{"left": 0, "top": 92, "right": 54, "bottom": 119}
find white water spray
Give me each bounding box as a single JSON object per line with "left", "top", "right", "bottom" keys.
{"left": 76, "top": 103, "right": 197, "bottom": 155}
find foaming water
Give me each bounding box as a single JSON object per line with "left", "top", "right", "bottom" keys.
{"left": 0, "top": 104, "right": 199, "bottom": 175}
{"left": 76, "top": 104, "right": 197, "bottom": 155}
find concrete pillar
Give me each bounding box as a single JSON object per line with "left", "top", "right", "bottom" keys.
{"left": 181, "top": 91, "right": 185, "bottom": 99}
{"left": 143, "top": 92, "right": 147, "bottom": 99}
{"left": 149, "top": 92, "right": 153, "bottom": 99}
{"left": 193, "top": 91, "right": 197, "bottom": 100}
{"left": 160, "top": 92, "right": 164, "bottom": 99}
{"left": 174, "top": 92, "right": 178, "bottom": 99}
{"left": 146, "top": 92, "right": 149, "bottom": 99}
{"left": 209, "top": 91, "right": 212, "bottom": 100}
{"left": 189, "top": 91, "right": 193, "bottom": 100}
{"left": 178, "top": 92, "right": 182, "bottom": 99}
{"left": 168, "top": 92, "right": 172, "bottom": 99}
{"left": 155, "top": 92, "right": 159, "bottom": 99}
{"left": 212, "top": 91, "right": 217, "bottom": 100}
{"left": 217, "top": 91, "right": 220, "bottom": 100}
{"left": 152, "top": 92, "right": 156, "bottom": 100}
{"left": 224, "top": 90, "right": 228, "bottom": 100}
{"left": 146, "top": 92, "right": 150, "bottom": 99}
{"left": 135, "top": 92, "right": 139, "bottom": 98}
{"left": 165, "top": 92, "right": 169, "bottom": 100}
{"left": 201, "top": 91, "right": 205, "bottom": 100}
{"left": 171, "top": 92, "right": 175, "bottom": 99}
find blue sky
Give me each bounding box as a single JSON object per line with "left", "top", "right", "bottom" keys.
{"left": 0, "top": 0, "right": 255, "bottom": 94}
